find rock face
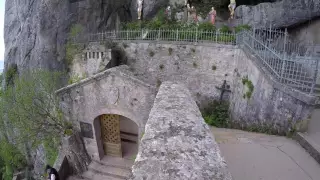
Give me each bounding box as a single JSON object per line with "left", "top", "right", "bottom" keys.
{"left": 142, "top": 0, "right": 168, "bottom": 19}
{"left": 4, "top": 0, "right": 170, "bottom": 74}
{"left": 130, "top": 81, "right": 232, "bottom": 180}
{"left": 235, "top": 0, "right": 320, "bottom": 28}
{"left": 288, "top": 18, "right": 320, "bottom": 47}
{"left": 61, "top": 132, "right": 91, "bottom": 175}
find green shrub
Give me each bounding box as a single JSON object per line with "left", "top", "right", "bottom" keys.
{"left": 43, "top": 139, "right": 59, "bottom": 166}
{"left": 193, "top": 62, "right": 198, "bottom": 68}
{"left": 66, "top": 24, "right": 84, "bottom": 66}
{"left": 0, "top": 140, "right": 27, "bottom": 180}
{"left": 5, "top": 64, "right": 18, "bottom": 86}
{"left": 242, "top": 76, "right": 254, "bottom": 99}
{"left": 149, "top": 51, "right": 155, "bottom": 57}
{"left": 235, "top": 24, "right": 251, "bottom": 33}
{"left": 68, "top": 74, "right": 83, "bottom": 85}
{"left": 220, "top": 25, "right": 231, "bottom": 33}
{"left": 123, "top": 21, "right": 141, "bottom": 30}
{"left": 168, "top": 48, "right": 173, "bottom": 55}
{"left": 212, "top": 65, "right": 217, "bottom": 71}
{"left": 202, "top": 100, "right": 229, "bottom": 127}
{"left": 156, "top": 79, "right": 162, "bottom": 88}
{"left": 70, "top": 24, "right": 83, "bottom": 37}
{"left": 198, "top": 22, "right": 216, "bottom": 32}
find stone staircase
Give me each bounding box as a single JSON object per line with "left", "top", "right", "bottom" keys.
{"left": 67, "top": 156, "right": 134, "bottom": 180}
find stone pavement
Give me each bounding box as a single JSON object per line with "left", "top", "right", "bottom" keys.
{"left": 211, "top": 127, "right": 320, "bottom": 180}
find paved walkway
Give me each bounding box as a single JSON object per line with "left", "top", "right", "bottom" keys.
{"left": 211, "top": 127, "right": 320, "bottom": 180}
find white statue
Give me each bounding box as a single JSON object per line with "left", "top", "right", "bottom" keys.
{"left": 165, "top": 6, "right": 172, "bottom": 20}
{"left": 228, "top": 0, "right": 236, "bottom": 20}
{"left": 137, "top": 0, "right": 143, "bottom": 20}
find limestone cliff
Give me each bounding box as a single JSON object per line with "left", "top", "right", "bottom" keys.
{"left": 4, "top": 0, "right": 176, "bottom": 74}
{"left": 235, "top": 0, "right": 320, "bottom": 28}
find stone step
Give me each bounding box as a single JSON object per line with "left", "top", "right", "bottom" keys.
{"left": 294, "top": 132, "right": 320, "bottom": 165}
{"left": 88, "top": 160, "right": 132, "bottom": 179}
{"left": 82, "top": 170, "right": 126, "bottom": 180}
{"left": 67, "top": 175, "right": 90, "bottom": 180}
{"left": 98, "top": 156, "right": 134, "bottom": 169}
{"left": 92, "top": 159, "right": 132, "bottom": 171}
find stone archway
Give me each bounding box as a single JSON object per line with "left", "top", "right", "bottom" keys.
{"left": 94, "top": 114, "right": 139, "bottom": 160}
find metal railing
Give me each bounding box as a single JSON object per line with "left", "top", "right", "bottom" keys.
{"left": 72, "top": 29, "right": 237, "bottom": 45}
{"left": 240, "top": 28, "right": 319, "bottom": 94}
{"left": 72, "top": 28, "right": 319, "bottom": 95}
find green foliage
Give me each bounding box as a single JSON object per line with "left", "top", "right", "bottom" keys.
{"left": 5, "top": 64, "right": 18, "bottom": 87}
{"left": 168, "top": 47, "right": 173, "bottom": 55}
{"left": 70, "top": 24, "right": 83, "bottom": 38}
{"left": 149, "top": 51, "right": 155, "bottom": 57}
{"left": 122, "top": 21, "right": 141, "bottom": 30}
{"left": 43, "top": 138, "right": 59, "bottom": 166}
{"left": 65, "top": 43, "right": 83, "bottom": 66}
{"left": 220, "top": 25, "right": 231, "bottom": 33}
{"left": 198, "top": 22, "right": 216, "bottom": 32}
{"left": 202, "top": 100, "right": 229, "bottom": 127}
{"left": 66, "top": 24, "right": 84, "bottom": 66}
{"left": 2, "top": 70, "right": 72, "bottom": 147}
{"left": 0, "top": 140, "right": 26, "bottom": 180}
{"left": 235, "top": 24, "right": 251, "bottom": 33}
{"left": 122, "top": 43, "right": 129, "bottom": 48}
{"left": 193, "top": 62, "right": 198, "bottom": 68}
{"left": 242, "top": 76, "right": 254, "bottom": 99}
{"left": 68, "top": 74, "right": 85, "bottom": 85}
{"left": 156, "top": 79, "right": 162, "bottom": 88}
{"left": 212, "top": 65, "right": 217, "bottom": 70}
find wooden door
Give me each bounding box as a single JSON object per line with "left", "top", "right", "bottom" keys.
{"left": 100, "top": 114, "right": 122, "bottom": 157}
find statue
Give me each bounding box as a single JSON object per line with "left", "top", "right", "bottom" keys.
{"left": 137, "top": 0, "right": 143, "bottom": 20}
{"left": 165, "top": 6, "right": 172, "bottom": 20}
{"left": 228, "top": 0, "right": 236, "bottom": 20}
{"left": 208, "top": 7, "right": 217, "bottom": 25}
{"left": 189, "top": 6, "right": 198, "bottom": 24}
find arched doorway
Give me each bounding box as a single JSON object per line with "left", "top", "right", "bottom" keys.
{"left": 98, "top": 114, "right": 139, "bottom": 159}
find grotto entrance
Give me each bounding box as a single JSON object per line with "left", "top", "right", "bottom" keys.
{"left": 95, "top": 114, "right": 139, "bottom": 159}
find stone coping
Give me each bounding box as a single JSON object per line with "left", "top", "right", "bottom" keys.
{"left": 130, "top": 81, "right": 232, "bottom": 180}
{"left": 56, "top": 65, "right": 156, "bottom": 95}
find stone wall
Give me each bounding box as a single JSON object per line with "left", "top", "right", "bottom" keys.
{"left": 230, "top": 48, "right": 316, "bottom": 135}
{"left": 125, "top": 42, "right": 237, "bottom": 108}
{"left": 130, "top": 81, "right": 232, "bottom": 180}
{"left": 71, "top": 42, "right": 112, "bottom": 78}
{"left": 56, "top": 65, "right": 156, "bottom": 160}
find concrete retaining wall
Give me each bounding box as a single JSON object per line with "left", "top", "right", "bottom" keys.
{"left": 230, "top": 48, "right": 316, "bottom": 135}
{"left": 125, "top": 42, "right": 237, "bottom": 108}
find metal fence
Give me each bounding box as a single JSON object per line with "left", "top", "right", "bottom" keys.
{"left": 240, "top": 28, "right": 319, "bottom": 94}
{"left": 72, "top": 29, "right": 237, "bottom": 45}
{"left": 72, "top": 28, "right": 319, "bottom": 95}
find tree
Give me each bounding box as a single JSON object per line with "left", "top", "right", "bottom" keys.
{"left": 2, "top": 69, "right": 73, "bottom": 147}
